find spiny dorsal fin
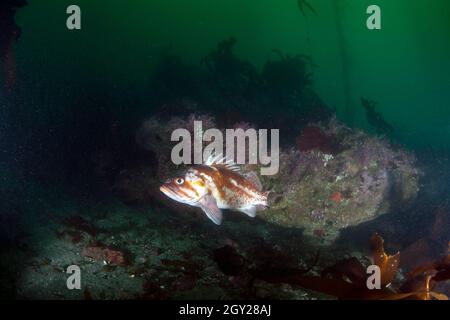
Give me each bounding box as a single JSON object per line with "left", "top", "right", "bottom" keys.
{"left": 204, "top": 153, "right": 241, "bottom": 172}
{"left": 244, "top": 171, "right": 263, "bottom": 191}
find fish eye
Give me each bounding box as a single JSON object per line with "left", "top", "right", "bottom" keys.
{"left": 175, "top": 178, "right": 184, "bottom": 185}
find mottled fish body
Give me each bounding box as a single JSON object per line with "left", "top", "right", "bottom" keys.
{"left": 160, "top": 155, "right": 268, "bottom": 225}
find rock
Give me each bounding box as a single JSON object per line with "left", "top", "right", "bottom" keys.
{"left": 82, "top": 245, "right": 126, "bottom": 266}
{"left": 260, "top": 119, "right": 420, "bottom": 243}
{"left": 212, "top": 245, "right": 246, "bottom": 276}
{"left": 129, "top": 114, "right": 421, "bottom": 244}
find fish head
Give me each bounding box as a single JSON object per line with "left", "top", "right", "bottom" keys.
{"left": 159, "top": 168, "right": 207, "bottom": 206}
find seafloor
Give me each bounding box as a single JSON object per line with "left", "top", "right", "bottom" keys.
{"left": 1, "top": 149, "right": 449, "bottom": 300}
{"left": 1, "top": 186, "right": 333, "bottom": 299}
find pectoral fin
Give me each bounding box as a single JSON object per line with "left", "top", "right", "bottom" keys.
{"left": 199, "top": 194, "right": 223, "bottom": 225}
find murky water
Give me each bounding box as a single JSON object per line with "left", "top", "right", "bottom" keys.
{"left": 0, "top": 0, "right": 449, "bottom": 300}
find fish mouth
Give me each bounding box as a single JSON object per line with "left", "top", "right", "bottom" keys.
{"left": 160, "top": 185, "right": 188, "bottom": 202}
{"left": 160, "top": 185, "right": 177, "bottom": 199}
{"left": 160, "top": 185, "right": 199, "bottom": 205}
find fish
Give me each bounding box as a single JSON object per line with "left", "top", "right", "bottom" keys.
{"left": 159, "top": 154, "right": 269, "bottom": 225}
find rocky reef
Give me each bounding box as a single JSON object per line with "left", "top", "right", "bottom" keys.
{"left": 260, "top": 116, "right": 420, "bottom": 242}
{"left": 123, "top": 113, "right": 420, "bottom": 244}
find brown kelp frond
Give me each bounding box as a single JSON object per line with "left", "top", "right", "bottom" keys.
{"left": 361, "top": 97, "right": 394, "bottom": 135}
{"left": 297, "top": 0, "right": 318, "bottom": 16}
{"left": 400, "top": 242, "right": 450, "bottom": 300}
{"left": 370, "top": 233, "right": 400, "bottom": 286}
{"left": 321, "top": 257, "right": 366, "bottom": 284}
{"left": 407, "top": 247, "right": 450, "bottom": 280}
{"left": 254, "top": 234, "right": 448, "bottom": 300}
{"left": 254, "top": 257, "right": 402, "bottom": 300}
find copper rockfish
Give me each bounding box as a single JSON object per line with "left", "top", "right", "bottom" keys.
{"left": 160, "top": 155, "right": 269, "bottom": 225}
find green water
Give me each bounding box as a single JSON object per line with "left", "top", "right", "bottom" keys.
{"left": 15, "top": 0, "right": 450, "bottom": 149}
{"left": 2, "top": 1, "right": 450, "bottom": 301}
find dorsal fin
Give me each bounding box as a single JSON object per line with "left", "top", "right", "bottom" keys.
{"left": 244, "top": 171, "right": 263, "bottom": 191}
{"left": 204, "top": 153, "right": 241, "bottom": 172}
{"left": 204, "top": 153, "right": 221, "bottom": 166}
